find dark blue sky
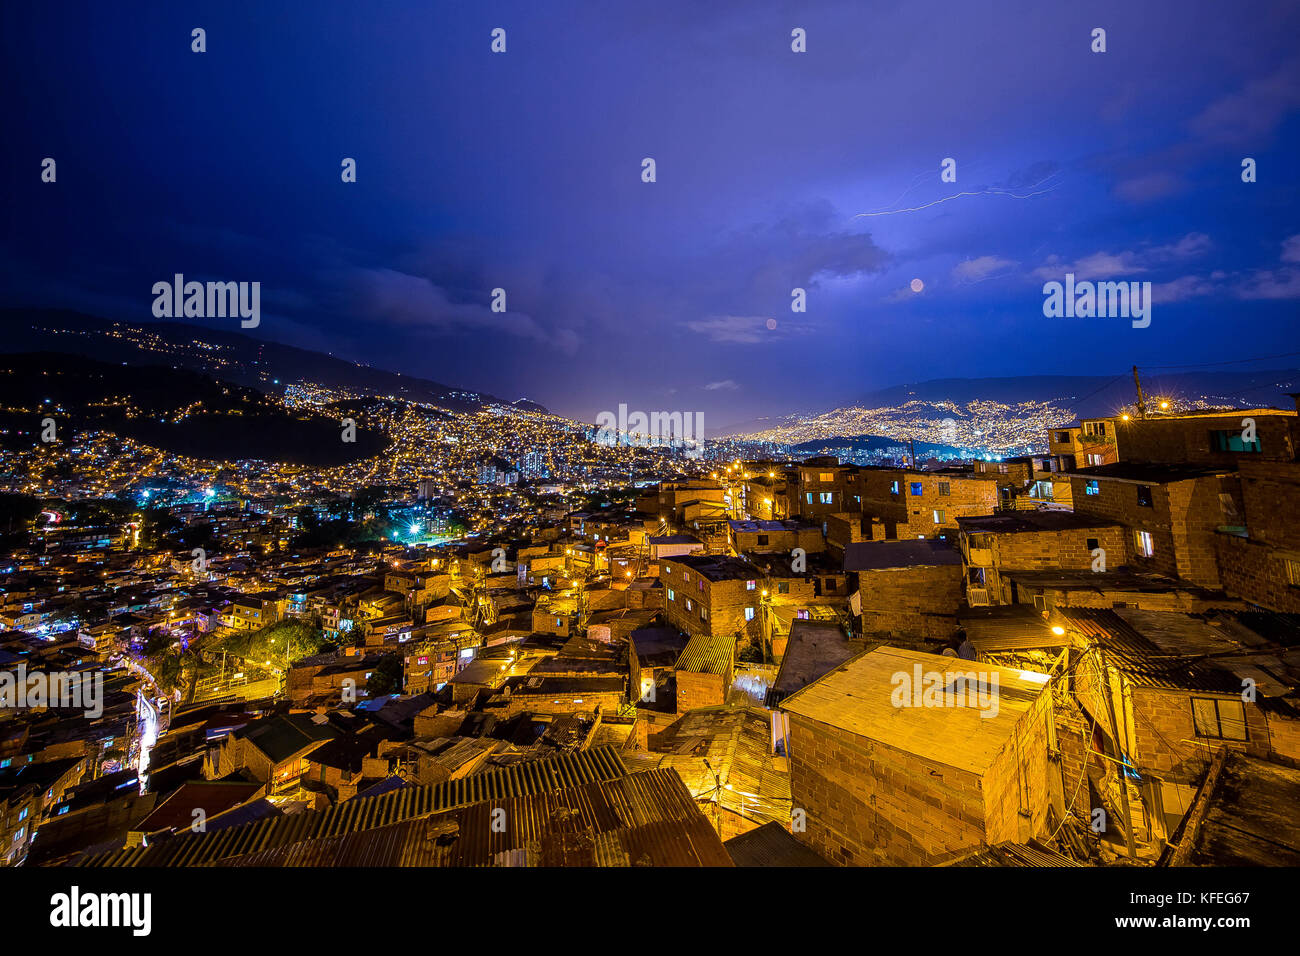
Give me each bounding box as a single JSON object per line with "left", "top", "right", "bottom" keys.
{"left": 3, "top": 1, "right": 1298, "bottom": 429}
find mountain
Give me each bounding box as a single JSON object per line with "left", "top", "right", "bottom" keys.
{"left": 0, "top": 352, "right": 388, "bottom": 465}
{"left": 851, "top": 371, "right": 1299, "bottom": 420}
{"left": 0, "top": 309, "right": 547, "bottom": 414}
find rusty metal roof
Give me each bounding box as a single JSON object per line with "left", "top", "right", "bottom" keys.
{"left": 1058, "top": 608, "right": 1243, "bottom": 694}
{"left": 206, "top": 768, "right": 733, "bottom": 867}
{"left": 77, "top": 746, "right": 629, "bottom": 867}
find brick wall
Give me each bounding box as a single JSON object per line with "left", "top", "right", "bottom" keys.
{"left": 1213, "top": 533, "right": 1300, "bottom": 612}
{"left": 1236, "top": 459, "right": 1300, "bottom": 550}
{"left": 676, "top": 670, "right": 727, "bottom": 713}
{"left": 857, "top": 565, "right": 963, "bottom": 642}
{"left": 786, "top": 712, "right": 988, "bottom": 865}
{"left": 1071, "top": 474, "right": 1242, "bottom": 588}
{"left": 1115, "top": 412, "right": 1298, "bottom": 465}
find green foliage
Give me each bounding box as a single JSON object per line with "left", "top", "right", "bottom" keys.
{"left": 210, "top": 619, "right": 330, "bottom": 670}
{"left": 364, "top": 653, "right": 404, "bottom": 697}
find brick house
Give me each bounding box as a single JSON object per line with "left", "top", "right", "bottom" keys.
{"left": 674, "top": 632, "right": 736, "bottom": 713}
{"left": 1069, "top": 463, "right": 1243, "bottom": 589}
{"left": 1214, "top": 459, "right": 1300, "bottom": 612}
{"left": 660, "top": 554, "right": 764, "bottom": 642}
{"left": 843, "top": 539, "right": 964, "bottom": 642}
{"left": 956, "top": 510, "right": 1128, "bottom": 607}
{"left": 1049, "top": 417, "right": 1121, "bottom": 471}
{"left": 780, "top": 646, "right": 1061, "bottom": 865}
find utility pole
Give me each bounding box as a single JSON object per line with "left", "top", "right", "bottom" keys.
{"left": 1096, "top": 646, "right": 1139, "bottom": 861}
{"left": 1131, "top": 365, "right": 1147, "bottom": 420}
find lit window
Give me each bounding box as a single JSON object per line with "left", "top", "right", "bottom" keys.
{"left": 819, "top": 493, "right": 833, "bottom": 504}
{"left": 933, "top": 510, "right": 946, "bottom": 524}
{"left": 1284, "top": 558, "right": 1300, "bottom": 587}
{"left": 745, "top": 607, "right": 755, "bottom": 621}
{"left": 746, "top": 580, "right": 756, "bottom": 590}
{"left": 1085, "top": 480, "right": 1100, "bottom": 496}
{"left": 667, "top": 589, "right": 675, "bottom": 601}
{"left": 890, "top": 481, "right": 900, "bottom": 495}
{"left": 1136, "top": 485, "right": 1153, "bottom": 508}
{"left": 910, "top": 482, "right": 923, "bottom": 496}
{"left": 1135, "top": 530, "right": 1154, "bottom": 558}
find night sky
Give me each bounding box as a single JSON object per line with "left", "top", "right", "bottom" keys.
{"left": 3, "top": 1, "right": 1298, "bottom": 430}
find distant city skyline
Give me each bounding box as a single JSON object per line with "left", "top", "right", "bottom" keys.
{"left": 3, "top": 0, "right": 1299, "bottom": 429}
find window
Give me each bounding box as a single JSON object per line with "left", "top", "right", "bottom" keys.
{"left": 1135, "top": 530, "right": 1154, "bottom": 558}
{"left": 1086, "top": 454, "right": 1104, "bottom": 466}
{"left": 685, "top": 599, "right": 693, "bottom": 612}
{"left": 938, "top": 481, "right": 950, "bottom": 496}
{"left": 700, "top": 607, "right": 708, "bottom": 620}
{"left": 910, "top": 482, "right": 923, "bottom": 496}
{"left": 777, "top": 581, "right": 790, "bottom": 594}
{"left": 819, "top": 472, "right": 834, "bottom": 482}
{"left": 664, "top": 566, "right": 671, "bottom": 574}
{"left": 796, "top": 609, "right": 810, "bottom": 620}
{"left": 667, "top": 589, "right": 675, "bottom": 601}
{"left": 1085, "top": 480, "right": 1100, "bottom": 496}
{"left": 746, "top": 579, "right": 756, "bottom": 590}
{"left": 1210, "top": 430, "right": 1261, "bottom": 453}
{"left": 1285, "top": 558, "right": 1300, "bottom": 587}
{"left": 697, "top": 579, "right": 703, "bottom": 592}
{"left": 890, "top": 481, "right": 900, "bottom": 495}
{"left": 826, "top": 579, "right": 837, "bottom": 591}
{"left": 555, "top": 617, "right": 562, "bottom": 627}
{"left": 683, "top": 572, "right": 690, "bottom": 583}
{"left": 1086, "top": 537, "right": 1099, "bottom": 552}
{"left": 18, "top": 808, "right": 28, "bottom": 822}
{"left": 1084, "top": 421, "right": 1107, "bottom": 437}
{"left": 756, "top": 534, "right": 768, "bottom": 546}
{"left": 805, "top": 493, "right": 814, "bottom": 503}
{"left": 998, "top": 464, "right": 1009, "bottom": 474}
{"left": 933, "top": 510, "right": 946, "bottom": 524}
{"left": 744, "top": 607, "right": 755, "bottom": 621}
{"left": 819, "top": 492, "right": 833, "bottom": 504}
{"left": 1192, "top": 698, "right": 1247, "bottom": 740}
{"left": 1136, "top": 485, "right": 1152, "bottom": 508}
{"left": 1056, "top": 432, "right": 1070, "bottom": 444}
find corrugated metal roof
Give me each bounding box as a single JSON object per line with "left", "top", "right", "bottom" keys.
{"left": 78, "top": 746, "right": 629, "bottom": 867}
{"left": 1059, "top": 608, "right": 1242, "bottom": 693}
{"left": 941, "top": 841, "right": 1086, "bottom": 867}
{"left": 206, "top": 768, "right": 733, "bottom": 867}
{"left": 675, "top": 633, "right": 735, "bottom": 676}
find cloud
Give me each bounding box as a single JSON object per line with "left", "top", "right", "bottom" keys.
{"left": 1033, "top": 252, "right": 1145, "bottom": 281}
{"left": 1151, "top": 275, "right": 1218, "bottom": 303}
{"left": 1235, "top": 268, "right": 1300, "bottom": 300}
{"left": 1281, "top": 235, "right": 1300, "bottom": 264}
{"left": 1189, "top": 58, "right": 1300, "bottom": 144}
{"left": 344, "top": 268, "right": 579, "bottom": 353}
{"left": 683, "top": 314, "right": 811, "bottom": 344}
{"left": 704, "top": 379, "right": 739, "bottom": 391}
{"left": 952, "top": 256, "right": 1017, "bottom": 282}
{"left": 1033, "top": 233, "right": 1211, "bottom": 281}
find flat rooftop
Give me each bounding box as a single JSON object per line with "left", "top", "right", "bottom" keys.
{"left": 957, "top": 511, "right": 1122, "bottom": 534}
{"left": 779, "top": 646, "right": 1049, "bottom": 775}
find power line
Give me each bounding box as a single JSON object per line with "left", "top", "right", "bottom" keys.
{"left": 1139, "top": 349, "right": 1300, "bottom": 371}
